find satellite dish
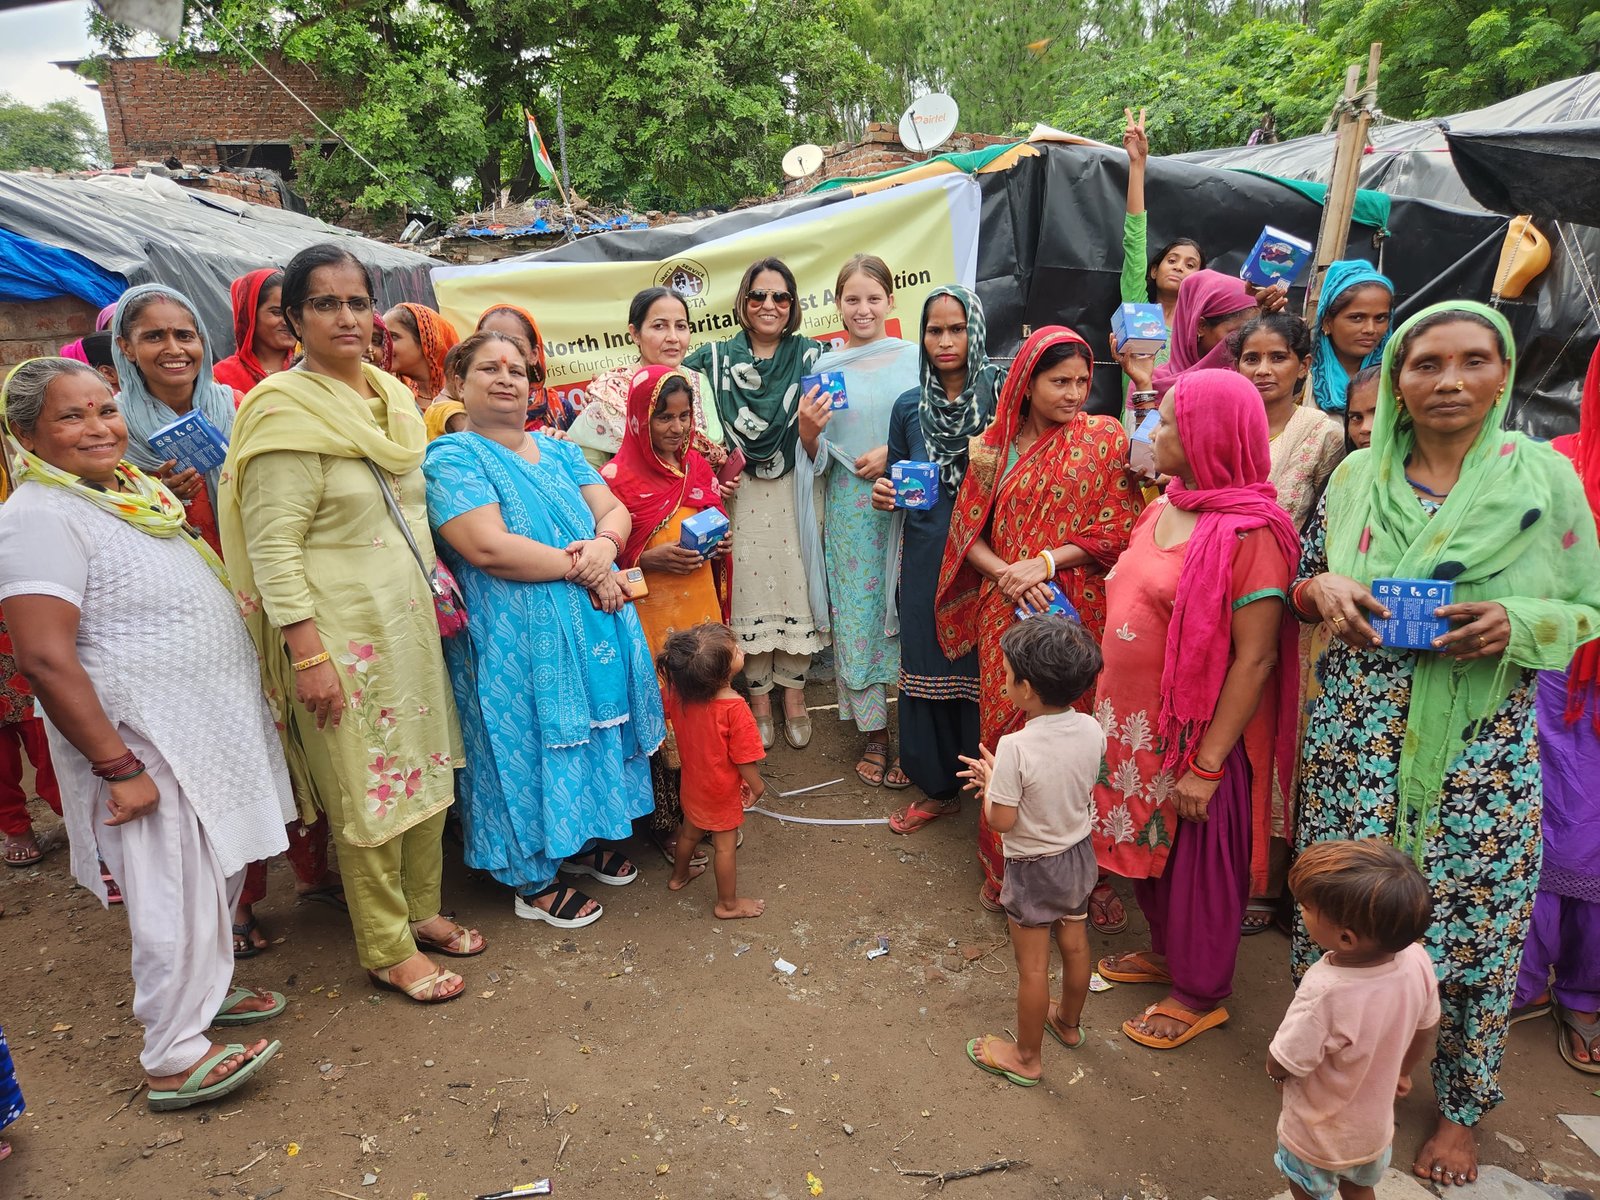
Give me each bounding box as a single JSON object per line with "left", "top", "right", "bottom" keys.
{"left": 782, "top": 144, "right": 824, "bottom": 179}
{"left": 899, "top": 93, "right": 960, "bottom": 153}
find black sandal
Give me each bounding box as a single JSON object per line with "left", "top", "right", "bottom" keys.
{"left": 561, "top": 848, "right": 637, "bottom": 886}
{"left": 514, "top": 883, "right": 603, "bottom": 929}
{"left": 856, "top": 739, "right": 890, "bottom": 787}
{"left": 232, "top": 916, "right": 266, "bottom": 959}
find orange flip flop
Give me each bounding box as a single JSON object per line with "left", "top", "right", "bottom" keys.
{"left": 1097, "top": 951, "right": 1172, "bottom": 984}
{"left": 1122, "top": 999, "right": 1229, "bottom": 1049}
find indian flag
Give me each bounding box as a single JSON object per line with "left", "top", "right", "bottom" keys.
{"left": 525, "top": 110, "right": 557, "bottom": 186}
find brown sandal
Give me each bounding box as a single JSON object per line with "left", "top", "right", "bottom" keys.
{"left": 409, "top": 918, "right": 486, "bottom": 958}
{"left": 369, "top": 964, "right": 465, "bottom": 1003}
{"left": 855, "top": 739, "right": 890, "bottom": 787}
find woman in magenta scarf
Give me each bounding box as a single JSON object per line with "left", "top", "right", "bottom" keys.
{"left": 1092, "top": 368, "right": 1301, "bottom": 1049}
{"left": 1122, "top": 270, "right": 1259, "bottom": 403}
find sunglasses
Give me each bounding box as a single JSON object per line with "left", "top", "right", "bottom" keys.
{"left": 746, "top": 289, "right": 794, "bottom": 307}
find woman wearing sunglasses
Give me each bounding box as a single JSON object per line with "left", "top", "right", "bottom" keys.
{"left": 683, "top": 258, "right": 826, "bottom": 750}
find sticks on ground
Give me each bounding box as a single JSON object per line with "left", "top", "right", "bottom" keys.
{"left": 892, "top": 1158, "right": 1028, "bottom": 1190}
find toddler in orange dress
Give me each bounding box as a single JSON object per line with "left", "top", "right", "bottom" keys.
{"left": 658, "top": 623, "right": 767, "bottom": 920}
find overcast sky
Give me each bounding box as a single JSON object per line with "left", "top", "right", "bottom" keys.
{"left": 0, "top": 1, "right": 106, "bottom": 126}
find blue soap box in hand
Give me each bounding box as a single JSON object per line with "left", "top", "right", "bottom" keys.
{"left": 1127, "top": 407, "right": 1161, "bottom": 477}
{"left": 801, "top": 371, "right": 848, "bottom": 410}
{"left": 1370, "top": 578, "right": 1455, "bottom": 650}
{"left": 1112, "top": 303, "right": 1169, "bottom": 356}
{"left": 890, "top": 460, "right": 939, "bottom": 510}
{"left": 147, "top": 408, "right": 229, "bottom": 475}
{"left": 1015, "top": 579, "right": 1081, "bottom": 622}
{"left": 1241, "top": 225, "right": 1314, "bottom": 287}
{"left": 679, "top": 507, "right": 730, "bottom": 555}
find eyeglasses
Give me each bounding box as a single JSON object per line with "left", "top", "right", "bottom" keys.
{"left": 304, "top": 295, "right": 375, "bottom": 315}
{"left": 746, "top": 289, "right": 794, "bottom": 307}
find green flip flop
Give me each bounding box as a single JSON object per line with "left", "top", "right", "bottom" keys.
{"left": 965, "top": 1037, "right": 1040, "bottom": 1087}
{"left": 213, "top": 987, "right": 286, "bottom": 1027}
{"left": 1045, "top": 1010, "right": 1086, "bottom": 1051}
{"left": 147, "top": 1040, "right": 280, "bottom": 1112}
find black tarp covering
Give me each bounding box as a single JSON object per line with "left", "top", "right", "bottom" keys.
{"left": 1446, "top": 123, "right": 1600, "bottom": 229}
{"left": 1178, "top": 73, "right": 1600, "bottom": 436}
{"left": 968, "top": 143, "right": 1508, "bottom": 417}
{"left": 0, "top": 172, "right": 440, "bottom": 353}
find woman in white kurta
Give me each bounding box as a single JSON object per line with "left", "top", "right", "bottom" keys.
{"left": 0, "top": 357, "right": 294, "bottom": 1112}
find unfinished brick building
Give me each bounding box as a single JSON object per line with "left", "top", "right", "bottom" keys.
{"left": 65, "top": 52, "right": 349, "bottom": 174}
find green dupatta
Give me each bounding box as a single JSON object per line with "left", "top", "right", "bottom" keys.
{"left": 686, "top": 330, "right": 821, "bottom": 480}
{"left": 1324, "top": 301, "right": 1600, "bottom": 858}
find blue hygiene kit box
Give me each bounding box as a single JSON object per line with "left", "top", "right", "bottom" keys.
{"left": 1015, "top": 580, "right": 1081, "bottom": 622}
{"left": 1371, "top": 578, "right": 1454, "bottom": 650}
{"left": 147, "top": 408, "right": 229, "bottom": 474}
{"left": 1111, "top": 302, "right": 1169, "bottom": 356}
{"left": 890, "top": 460, "right": 939, "bottom": 510}
{"left": 1241, "top": 225, "right": 1314, "bottom": 287}
{"left": 801, "top": 370, "right": 849, "bottom": 410}
{"left": 679, "top": 507, "right": 730, "bottom": 555}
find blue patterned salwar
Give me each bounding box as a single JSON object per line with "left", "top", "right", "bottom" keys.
{"left": 423, "top": 433, "right": 664, "bottom": 890}
{"left": 0, "top": 1025, "right": 22, "bottom": 1135}
{"left": 1292, "top": 495, "right": 1541, "bottom": 1128}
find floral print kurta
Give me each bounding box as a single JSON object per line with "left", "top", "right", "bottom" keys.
{"left": 1293, "top": 495, "right": 1541, "bottom": 1127}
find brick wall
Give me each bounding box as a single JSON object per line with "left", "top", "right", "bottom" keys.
{"left": 781, "top": 123, "right": 1017, "bottom": 195}
{"left": 96, "top": 53, "right": 350, "bottom": 167}
{"left": 0, "top": 297, "right": 100, "bottom": 380}
{"left": 174, "top": 173, "right": 286, "bottom": 209}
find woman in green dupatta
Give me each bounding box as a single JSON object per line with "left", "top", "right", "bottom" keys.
{"left": 1290, "top": 301, "right": 1600, "bottom": 1187}
{"left": 682, "top": 257, "right": 826, "bottom": 750}
{"left": 219, "top": 244, "right": 478, "bottom": 1006}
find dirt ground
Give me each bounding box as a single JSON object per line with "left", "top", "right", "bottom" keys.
{"left": 3, "top": 690, "right": 1598, "bottom": 1200}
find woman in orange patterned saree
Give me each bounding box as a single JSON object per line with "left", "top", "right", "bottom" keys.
{"left": 936, "top": 325, "right": 1143, "bottom": 912}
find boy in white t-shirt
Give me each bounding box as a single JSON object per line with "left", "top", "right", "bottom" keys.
{"left": 1268, "top": 839, "right": 1441, "bottom": 1200}
{"left": 959, "top": 615, "right": 1106, "bottom": 1087}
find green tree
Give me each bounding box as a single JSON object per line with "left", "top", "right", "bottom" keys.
{"left": 0, "top": 94, "right": 108, "bottom": 172}
{"left": 1319, "top": 0, "right": 1600, "bottom": 117}
{"left": 90, "top": 0, "right": 885, "bottom": 219}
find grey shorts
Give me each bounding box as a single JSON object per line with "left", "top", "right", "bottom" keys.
{"left": 999, "top": 838, "right": 1097, "bottom": 928}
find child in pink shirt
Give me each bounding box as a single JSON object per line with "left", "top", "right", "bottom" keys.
{"left": 1268, "top": 839, "right": 1441, "bottom": 1200}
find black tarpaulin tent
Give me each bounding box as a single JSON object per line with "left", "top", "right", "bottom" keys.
{"left": 1445, "top": 122, "right": 1600, "bottom": 229}
{"left": 1179, "top": 73, "right": 1600, "bottom": 435}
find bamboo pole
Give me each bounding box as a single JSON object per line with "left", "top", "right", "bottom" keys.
{"left": 1304, "top": 43, "right": 1382, "bottom": 318}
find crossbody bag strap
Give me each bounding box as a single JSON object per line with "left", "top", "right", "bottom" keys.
{"left": 364, "top": 459, "right": 435, "bottom": 590}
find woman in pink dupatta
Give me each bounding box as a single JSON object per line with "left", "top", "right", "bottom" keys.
{"left": 1092, "top": 369, "right": 1301, "bottom": 1050}
{"left": 1122, "top": 270, "right": 1260, "bottom": 405}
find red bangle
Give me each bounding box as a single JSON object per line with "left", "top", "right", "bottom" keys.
{"left": 1188, "top": 758, "right": 1224, "bottom": 782}
{"left": 1290, "top": 578, "right": 1316, "bottom": 619}
{"left": 91, "top": 750, "right": 143, "bottom": 780}
{"left": 596, "top": 530, "right": 622, "bottom": 556}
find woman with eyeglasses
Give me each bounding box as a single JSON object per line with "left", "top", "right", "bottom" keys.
{"left": 683, "top": 258, "right": 826, "bottom": 749}
{"left": 220, "top": 243, "right": 482, "bottom": 1006}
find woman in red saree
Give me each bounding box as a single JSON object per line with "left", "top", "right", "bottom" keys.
{"left": 936, "top": 325, "right": 1143, "bottom": 912}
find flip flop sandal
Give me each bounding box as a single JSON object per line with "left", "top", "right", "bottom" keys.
{"left": 1554, "top": 1001, "right": 1600, "bottom": 1075}
{"left": 1508, "top": 995, "right": 1553, "bottom": 1026}
{"left": 1045, "top": 1001, "right": 1086, "bottom": 1051}
{"left": 1097, "top": 951, "right": 1171, "bottom": 985}
{"left": 3, "top": 837, "right": 42, "bottom": 868}
{"left": 0, "top": 1140, "right": 10, "bottom": 1162}
{"left": 656, "top": 837, "right": 710, "bottom": 870}
{"left": 146, "top": 1040, "right": 281, "bottom": 1111}
{"left": 101, "top": 869, "right": 123, "bottom": 905}
{"left": 855, "top": 740, "right": 890, "bottom": 787}
{"left": 977, "top": 885, "right": 1004, "bottom": 914}
{"left": 883, "top": 761, "right": 914, "bottom": 791}
{"left": 1122, "top": 1000, "right": 1229, "bottom": 1049}
{"left": 701, "top": 828, "right": 744, "bottom": 849}
{"left": 410, "top": 919, "right": 486, "bottom": 958}
{"left": 1089, "top": 884, "right": 1129, "bottom": 935}
{"left": 368, "top": 965, "right": 465, "bottom": 1004}
{"left": 297, "top": 884, "right": 349, "bottom": 912}
{"left": 965, "top": 1036, "right": 1040, "bottom": 1087}
{"left": 888, "top": 801, "right": 959, "bottom": 835}
{"left": 515, "top": 883, "right": 603, "bottom": 929}
{"left": 232, "top": 916, "right": 267, "bottom": 960}
{"left": 562, "top": 849, "right": 637, "bottom": 886}
{"left": 1240, "top": 902, "right": 1278, "bottom": 936}
{"left": 213, "top": 987, "right": 287, "bottom": 1027}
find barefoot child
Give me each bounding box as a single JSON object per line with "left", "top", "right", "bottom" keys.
{"left": 959, "top": 615, "right": 1105, "bottom": 1086}
{"left": 1268, "top": 840, "right": 1440, "bottom": 1200}
{"left": 658, "top": 624, "right": 767, "bottom": 920}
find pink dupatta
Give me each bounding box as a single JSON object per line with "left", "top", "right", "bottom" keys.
{"left": 1151, "top": 269, "right": 1256, "bottom": 396}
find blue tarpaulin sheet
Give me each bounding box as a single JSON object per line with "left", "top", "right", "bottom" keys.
{"left": 0, "top": 226, "right": 125, "bottom": 306}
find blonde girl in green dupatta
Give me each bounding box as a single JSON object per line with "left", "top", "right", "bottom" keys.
{"left": 1290, "top": 301, "right": 1600, "bottom": 1187}
{"left": 218, "top": 243, "right": 477, "bottom": 1006}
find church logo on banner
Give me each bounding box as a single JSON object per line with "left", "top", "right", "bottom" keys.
{"left": 655, "top": 259, "right": 710, "bottom": 299}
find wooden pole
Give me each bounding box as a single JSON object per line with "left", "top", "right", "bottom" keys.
{"left": 1304, "top": 43, "right": 1382, "bottom": 318}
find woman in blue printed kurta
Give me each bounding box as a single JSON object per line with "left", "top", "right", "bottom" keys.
{"left": 423, "top": 332, "right": 664, "bottom": 930}
{"left": 0, "top": 1023, "right": 22, "bottom": 1161}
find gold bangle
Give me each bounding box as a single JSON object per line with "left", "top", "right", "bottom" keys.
{"left": 293, "top": 651, "right": 330, "bottom": 672}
